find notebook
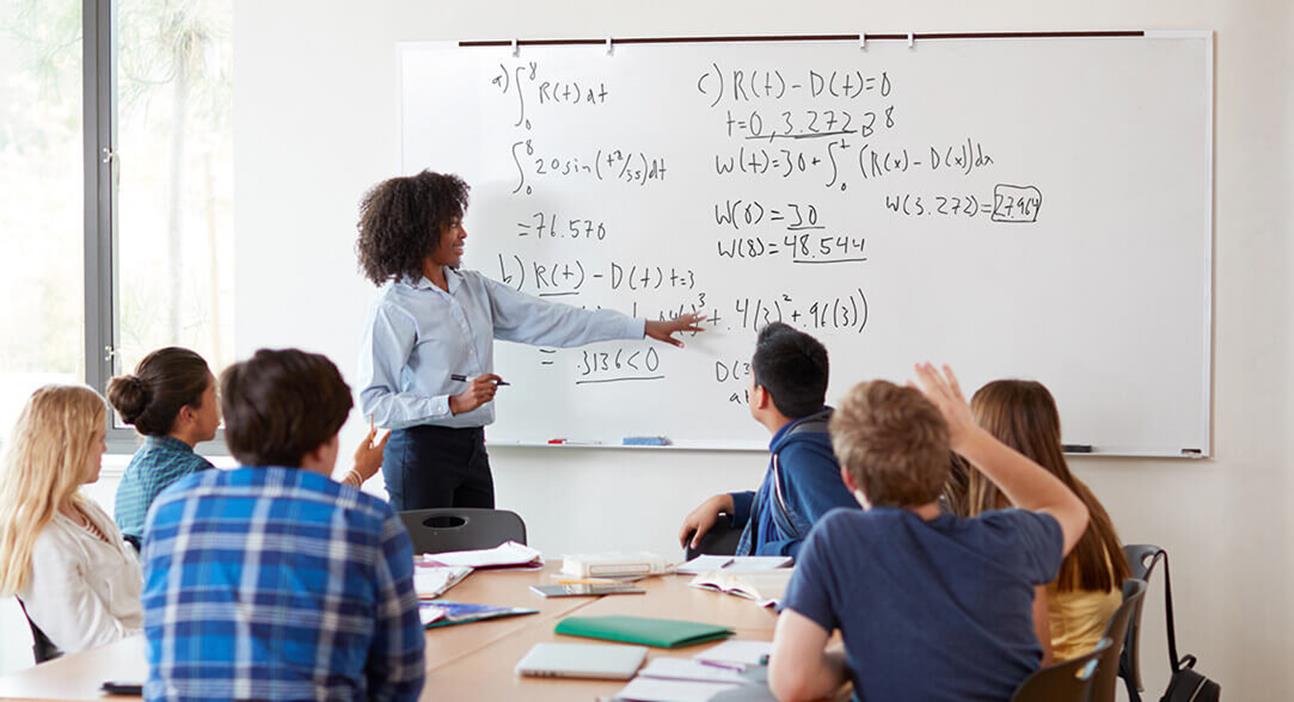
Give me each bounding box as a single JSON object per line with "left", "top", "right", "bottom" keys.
{"left": 419, "top": 541, "right": 543, "bottom": 569}
{"left": 555, "top": 615, "right": 734, "bottom": 648}
{"left": 613, "top": 677, "right": 740, "bottom": 702}
{"left": 688, "top": 569, "right": 794, "bottom": 608}
{"left": 693, "top": 640, "right": 772, "bottom": 668}
{"left": 675, "top": 556, "right": 792, "bottom": 575}
{"left": 515, "top": 642, "right": 648, "bottom": 680}
{"left": 420, "top": 601, "right": 538, "bottom": 628}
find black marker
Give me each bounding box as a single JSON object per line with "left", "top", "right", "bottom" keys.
{"left": 1062, "top": 444, "right": 1093, "bottom": 453}
{"left": 451, "top": 373, "right": 510, "bottom": 386}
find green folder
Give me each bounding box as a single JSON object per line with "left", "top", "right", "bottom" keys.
{"left": 554, "top": 615, "right": 733, "bottom": 649}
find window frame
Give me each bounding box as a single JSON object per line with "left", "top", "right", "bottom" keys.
{"left": 83, "top": 0, "right": 228, "bottom": 456}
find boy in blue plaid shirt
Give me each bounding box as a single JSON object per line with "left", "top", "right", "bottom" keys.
{"left": 142, "top": 349, "right": 424, "bottom": 701}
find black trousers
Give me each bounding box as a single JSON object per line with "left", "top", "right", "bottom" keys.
{"left": 382, "top": 425, "right": 494, "bottom": 511}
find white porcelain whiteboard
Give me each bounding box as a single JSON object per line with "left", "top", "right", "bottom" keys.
{"left": 398, "top": 33, "right": 1212, "bottom": 455}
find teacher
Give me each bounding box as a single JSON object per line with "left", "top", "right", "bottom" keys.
{"left": 355, "top": 170, "right": 705, "bottom": 511}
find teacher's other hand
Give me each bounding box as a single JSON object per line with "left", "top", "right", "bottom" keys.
{"left": 645, "top": 313, "right": 707, "bottom": 348}
{"left": 449, "top": 373, "right": 503, "bottom": 415}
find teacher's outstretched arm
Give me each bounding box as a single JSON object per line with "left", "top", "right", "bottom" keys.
{"left": 482, "top": 274, "right": 706, "bottom": 350}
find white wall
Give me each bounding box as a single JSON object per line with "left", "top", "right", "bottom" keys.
{"left": 231, "top": 1, "right": 1293, "bottom": 700}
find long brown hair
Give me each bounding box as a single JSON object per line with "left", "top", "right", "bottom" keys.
{"left": 966, "top": 380, "right": 1129, "bottom": 593}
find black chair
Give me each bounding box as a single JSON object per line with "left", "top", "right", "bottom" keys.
{"left": 1011, "top": 638, "right": 1111, "bottom": 702}
{"left": 15, "top": 598, "right": 62, "bottom": 664}
{"left": 683, "top": 519, "right": 742, "bottom": 561}
{"left": 1120, "top": 544, "right": 1165, "bottom": 702}
{"left": 122, "top": 534, "right": 142, "bottom": 553}
{"left": 1088, "top": 578, "right": 1147, "bottom": 702}
{"left": 398, "top": 508, "right": 526, "bottom": 554}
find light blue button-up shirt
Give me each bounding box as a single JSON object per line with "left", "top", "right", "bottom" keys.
{"left": 358, "top": 268, "right": 646, "bottom": 429}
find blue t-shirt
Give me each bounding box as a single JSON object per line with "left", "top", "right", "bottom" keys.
{"left": 783, "top": 506, "right": 1064, "bottom": 702}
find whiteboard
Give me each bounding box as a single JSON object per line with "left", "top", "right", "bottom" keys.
{"left": 399, "top": 33, "right": 1213, "bottom": 456}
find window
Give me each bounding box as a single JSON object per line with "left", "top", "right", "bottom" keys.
{"left": 0, "top": 1, "right": 233, "bottom": 452}
{"left": 0, "top": 0, "right": 85, "bottom": 451}
{"left": 111, "top": 0, "right": 234, "bottom": 393}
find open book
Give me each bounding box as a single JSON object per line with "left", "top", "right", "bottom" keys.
{"left": 688, "top": 569, "right": 795, "bottom": 608}
{"left": 413, "top": 565, "right": 472, "bottom": 600}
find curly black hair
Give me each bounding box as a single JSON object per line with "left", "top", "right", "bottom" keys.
{"left": 356, "top": 170, "right": 470, "bottom": 284}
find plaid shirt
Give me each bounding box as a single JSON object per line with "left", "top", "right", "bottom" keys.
{"left": 115, "top": 436, "right": 214, "bottom": 539}
{"left": 142, "top": 467, "right": 425, "bottom": 701}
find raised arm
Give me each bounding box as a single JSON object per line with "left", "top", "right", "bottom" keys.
{"left": 913, "top": 363, "right": 1089, "bottom": 554}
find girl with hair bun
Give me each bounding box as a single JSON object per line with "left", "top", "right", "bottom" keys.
{"left": 0, "top": 385, "right": 143, "bottom": 653}
{"left": 108, "top": 347, "right": 220, "bottom": 546}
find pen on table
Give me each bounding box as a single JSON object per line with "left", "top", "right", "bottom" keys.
{"left": 547, "top": 438, "right": 604, "bottom": 445}
{"left": 450, "top": 373, "right": 510, "bottom": 386}
{"left": 699, "top": 659, "right": 746, "bottom": 672}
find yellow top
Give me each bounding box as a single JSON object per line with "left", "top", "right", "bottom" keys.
{"left": 1046, "top": 580, "right": 1122, "bottom": 661}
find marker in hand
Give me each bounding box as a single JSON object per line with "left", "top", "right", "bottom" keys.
{"left": 451, "top": 373, "right": 510, "bottom": 386}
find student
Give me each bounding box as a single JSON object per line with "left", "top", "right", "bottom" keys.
{"left": 108, "top": 347, "right": 219, "bottom": 547}
{"left": 967, "top": 379, "right": 1130, "bottom": 663}
{"left": 768, "top": 364, "right": 1090, "bottom": 702}
{"left": 677, "top": 322, "right": 856, "bottom": 558}
{"left": 142, "top": 349, "right": 423, "bottom": 700}
{"left": 355, "top": 170, "right": 705, "bottom": 511}
{"left": 0, "top": 385, "right": 142, "bottom": 654}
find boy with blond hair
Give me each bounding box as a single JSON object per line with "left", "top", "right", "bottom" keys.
{"left": 769, "top": 364, "right": 1090, "bottom": 702}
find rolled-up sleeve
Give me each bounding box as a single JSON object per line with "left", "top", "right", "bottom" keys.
{"left": 482, "top": 277, "right": 644, "bottom": 347}
{"left": 358, "top": 302, "right": 452, "bottom": 429}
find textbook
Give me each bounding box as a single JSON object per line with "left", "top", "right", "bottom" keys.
{"left": 555, "top": 615, "right": 733, "bottom": 648}
{"left": 413, "top": 565, "right": 472, "bottom": 600}
{"left": 420, "top": 601, "right": 538, "bottom": 628}
{"left": 561, "top": 551, "right": 671, "bottom": 578}
{"left": 688, "top": 569, "right": 795, "bottom": 608}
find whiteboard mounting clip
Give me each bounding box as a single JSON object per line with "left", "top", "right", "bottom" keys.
{"left": 606, "top": 36, "right": 614, "bottom": 55}
{"left": 859, "top": 32, "right": 866, "bottom": 50}
{"left": 907, "top": 32, "right": 915, "bottom": 48}
{"left": 511, "top": 38, "right": 519, "bottom": 57}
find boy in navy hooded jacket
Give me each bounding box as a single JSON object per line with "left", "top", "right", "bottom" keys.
{"left": 678, "top": 323, "right": 857, "bottom": 558}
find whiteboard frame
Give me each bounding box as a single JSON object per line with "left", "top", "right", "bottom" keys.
{"left": 395, "top": 30, "right": 1216, "bottom": 459}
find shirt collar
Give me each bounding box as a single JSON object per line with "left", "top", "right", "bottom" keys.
{"left": 144, "top": 435, "right": 195, "bottom": 454}
{"left": 400, "top": 267, "right": 463, "bottom": 294}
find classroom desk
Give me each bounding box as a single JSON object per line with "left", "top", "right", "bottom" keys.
{"left": 0, "top": 564, "right": 783, "bottom": 701}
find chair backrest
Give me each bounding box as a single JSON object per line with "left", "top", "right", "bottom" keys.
{"left": 1088, "top": 578, "right": 1147, "bottom": 702}
{"left": 398, "top": 508, "right": 526, "bottom": 554}
{"left": 1011, "top": 637, "right": 1111, "bottom": 702}
{"left": 15, "top": 598, "right": 62, "bottom": 664}
{"left": 1120, "top": 543, "right": 1165, "bottom": 700}
{"left": 684, "top": 520, "right": 743, "bottom": 561}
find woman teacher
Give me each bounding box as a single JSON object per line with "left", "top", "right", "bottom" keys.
{"left": 356, "top": 170, "right": 705, "bottom": 510}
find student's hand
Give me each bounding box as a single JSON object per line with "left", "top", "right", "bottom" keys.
{"left": 645, "top": 313, "right": 707, "bottom": 348}
{"left": 449, "top": 374, "right": 503, "bottom": 415}
{"left": 351, "top": 418, "right": 390, "bottom": 485}
{"left": 678, "top": 493, "right": 735, "bottom": 550}
{"left": 912, "top": 362, "right": 980, "bottom": 452}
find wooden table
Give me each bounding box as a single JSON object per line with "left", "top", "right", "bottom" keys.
{"left": 0, "top": 564, "right": 780, "bottom": 700}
